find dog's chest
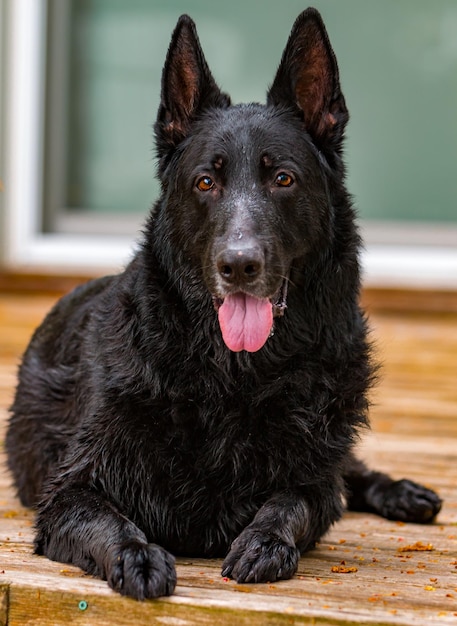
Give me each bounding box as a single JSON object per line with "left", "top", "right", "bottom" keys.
{"left": 165, "top": 392, "right": 314, "bottom": 490}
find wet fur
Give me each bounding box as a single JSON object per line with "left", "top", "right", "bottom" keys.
{"left": 6, "top": 9, "right": 441, "bottom": 599}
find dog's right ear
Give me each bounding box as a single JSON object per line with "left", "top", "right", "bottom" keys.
{"left": 155, "top": 15, "right": 231, "bottom": 163}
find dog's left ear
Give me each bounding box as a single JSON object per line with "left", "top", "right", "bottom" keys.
{"left": 267, "top": 8, "right": 348, "bottom": 153}
{"left": 155, "top": 15, "right": 231, "bottom": 164}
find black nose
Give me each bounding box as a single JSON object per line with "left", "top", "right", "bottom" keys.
{"left": 217, "top": 245, "right": 264, "bottom": 285}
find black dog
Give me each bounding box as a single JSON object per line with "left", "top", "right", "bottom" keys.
{"left": 6, "top": 9, "right": 441, "bottom": 600}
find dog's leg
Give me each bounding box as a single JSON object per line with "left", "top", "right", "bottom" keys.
{"left": 222, "top": 489, "right": 342, "bottom": 583}
{"left": 35, "top": 485, "right": 176, "bottom": 600}
{"left": 344, "top": 454, "right": 442, "bottom": 523}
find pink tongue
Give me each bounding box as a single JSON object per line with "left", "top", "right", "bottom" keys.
{"left": 218, "top": 293, "right": 273, "bottom": 352}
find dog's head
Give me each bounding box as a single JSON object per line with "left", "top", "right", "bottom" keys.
{"left": 153, "top": 10, "right": 350, "bottom": 353}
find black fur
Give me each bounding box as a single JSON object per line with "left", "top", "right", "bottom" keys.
{"left": 6, "top": 9, "right": 441, "bottom": 600}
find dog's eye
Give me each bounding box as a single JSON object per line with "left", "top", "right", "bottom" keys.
{"left": 196, "top": 176, "right": 215, "bottom": 192}
{"left": 275, "top": 172, "right": 294, "bottom": 187}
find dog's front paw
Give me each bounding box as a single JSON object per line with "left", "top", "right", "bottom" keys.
{"left": 221, "top": 529, "right": 300, "bottom": 583}
{"left": 105, "top": 540, "right": 177, "bottom": 600}
{"left": 380, "top": 479, "right": 442, "bottom": 523}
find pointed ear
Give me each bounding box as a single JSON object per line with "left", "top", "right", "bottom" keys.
{"left": 155, "top": 15, "right": 231, "bottom": 160}
{"left": 267, "top": 8, "right": 348, "bottom": 151}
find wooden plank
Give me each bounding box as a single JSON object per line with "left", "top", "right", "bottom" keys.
{"left": 1, "top": 294, "right": 457, "bottom": 625}
{"left": 0, "top": 272, "right": 98, "bottom": 297}
{"left": 0, "top": 585, "right": 8, "bottom": 626}
{"left": 362, "top": 287, "right": 457, "bottom": 314}
{"left": 2, "top": 270, "right": 457, "bottom": 313}
{"left": 368, "top": 311, "right": 457, "bottom": 440}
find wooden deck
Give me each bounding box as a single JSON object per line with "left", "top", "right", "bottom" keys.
{"left": 1, "top": 291, "right": 456, "bottom": 625}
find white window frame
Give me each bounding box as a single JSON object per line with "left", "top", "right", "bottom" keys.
{"left": 2, "top": 0, "right": 457, "bottom": 286}
{"left": 3, "top": 0, "right": 134, "bottom": 272}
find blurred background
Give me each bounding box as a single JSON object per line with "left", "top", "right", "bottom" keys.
{"left": 0, "top": 0, "right": 456, "bottom": 286}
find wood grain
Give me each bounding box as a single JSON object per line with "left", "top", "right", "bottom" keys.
{"left": 1, "top": 292, "right": 456, "bottom": 625}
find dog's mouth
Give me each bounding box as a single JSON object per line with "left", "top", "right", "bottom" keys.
{"left": 212, "top": 278, "right": 288, "bottom": 353}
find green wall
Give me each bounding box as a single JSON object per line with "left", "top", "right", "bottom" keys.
{"left": 61, "top": 0, "right": 457, "bottom": 223}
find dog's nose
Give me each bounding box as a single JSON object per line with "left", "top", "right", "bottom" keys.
{"left": 216, "top": 245, "right": 264, "bottom": 285}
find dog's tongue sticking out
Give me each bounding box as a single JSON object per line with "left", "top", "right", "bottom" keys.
{"left": 218, "top": 293, "right": 273, "bottom": 352}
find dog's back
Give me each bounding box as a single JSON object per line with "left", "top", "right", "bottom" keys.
{"left": 7, "top": 276, "right": 115, "bottom": 505}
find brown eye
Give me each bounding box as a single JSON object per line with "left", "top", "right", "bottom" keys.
{"left": 275, "top": 172, "right": 294, "bottom": 187}
{"left": 196, "top": 176, "right": 215, "bottom": 192}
